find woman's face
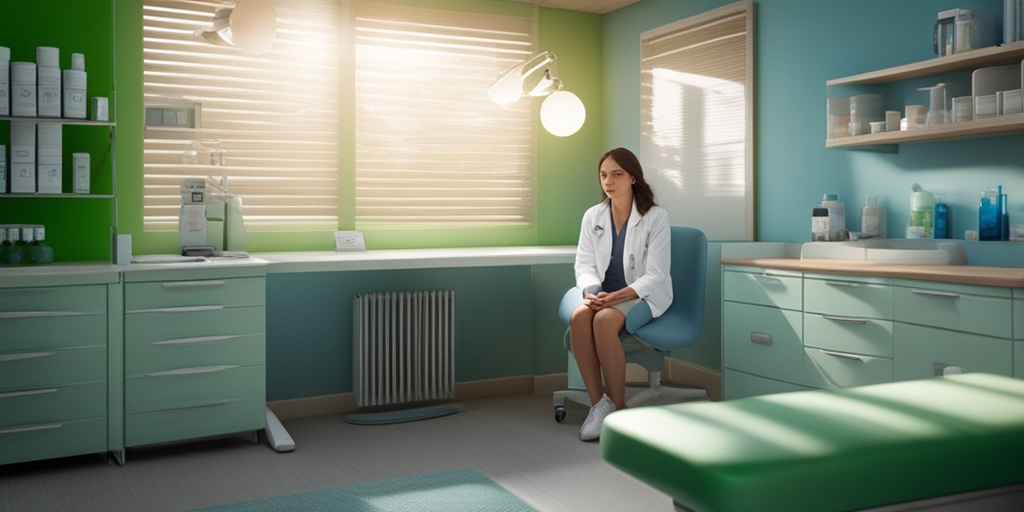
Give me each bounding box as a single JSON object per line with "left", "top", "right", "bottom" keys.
{"left": 599, "top": 156, "right": 635, "bottom": 203}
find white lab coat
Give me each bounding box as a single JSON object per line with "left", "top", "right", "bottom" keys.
{"left": 574, "top": 199, "right": 673, "bottom": 318}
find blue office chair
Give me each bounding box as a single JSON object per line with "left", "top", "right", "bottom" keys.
{"left": 553, "top": 225, "right": 708, "bottom": 422}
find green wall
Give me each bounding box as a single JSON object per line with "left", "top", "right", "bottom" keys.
{"left": 0, "top": 1, "right": 116, "bottom": 261}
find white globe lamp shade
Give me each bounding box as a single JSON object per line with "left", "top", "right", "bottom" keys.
{"left": 540, "top": 90, "right": 585, "bottom": 137}
{"left": 227, "top": 0, "right": 277, "bottom": 55}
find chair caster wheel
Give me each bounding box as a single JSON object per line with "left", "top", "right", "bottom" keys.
{"left": 554, "top": 405, "right": 566, "bottom": 423}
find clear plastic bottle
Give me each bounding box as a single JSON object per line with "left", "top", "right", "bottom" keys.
{"left": 30, "top": 225, "right": 53, "bottom": 264}
{"left": 19, "top": 226, "right": 34, "bottom": 263}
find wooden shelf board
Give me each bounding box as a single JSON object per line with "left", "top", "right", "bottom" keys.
{"left": 827, "top": 42, "right": 1024, "bottom": 87}
{"left": 825, "top": 113, "right": 1024, "bottom": 148}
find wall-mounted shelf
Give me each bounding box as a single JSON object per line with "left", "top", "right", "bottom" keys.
{"left": 0, "top": 116, "right": 115, "bottom": 127}
{"left": 0, "top": 193, "right": 116, "bottom": 199}
{"left": 826, "top": 113, "right": 1024, "bottom": 148}
{"left": 826, "top": 42, "right": 1024, "bottom": 148}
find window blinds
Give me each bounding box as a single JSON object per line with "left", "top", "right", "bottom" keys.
{"left": 640, "top": 1, "right": 753, "bottom": 241}
{"left": 353, "top": 1, "right": 536, "bottom": 229}
{"left": 142, "top": 0, "right": 341, "bottom": 232}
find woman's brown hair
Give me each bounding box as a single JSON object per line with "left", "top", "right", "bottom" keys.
{"left": 599, "top": 147, "right": 657, "bottom": 215}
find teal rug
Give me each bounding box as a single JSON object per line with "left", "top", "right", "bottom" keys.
{"left": 191, "top": 468, "right": 537, "bottom": 512}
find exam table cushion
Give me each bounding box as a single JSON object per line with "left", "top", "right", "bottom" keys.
{"left": 600, "top": 373, "right": 1024, "bottom": 512}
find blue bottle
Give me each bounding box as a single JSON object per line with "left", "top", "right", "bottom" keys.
{"left": 933, "top": 199, "right": 948, "bottom": 239}
{"left": 979, "top": 186, "right": 1002, "bottom": 241}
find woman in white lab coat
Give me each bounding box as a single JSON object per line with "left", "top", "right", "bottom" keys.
{"left": 570, "top": 147, "right": 672, "bottom": 441}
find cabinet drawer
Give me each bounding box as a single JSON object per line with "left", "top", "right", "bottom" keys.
{"left": 0, "top": 285, "right": 106, "bottom": 314}
{"left": 1015, "top": 297, "right": 1024, "bottom": 340}
{"left": 0, "top": 315, "right": 107, "bottom": 352}
{"left": 125, "top": 364, "right": 265, "bottom": 414}
{"left": 723, "top": 268, "right": 802, "bottom": 310}
{"left": 126, "top": 333, "right": 265, "bottom": 376}
{"left": 1016, "top": 341, "right": 1024, "bottom": 378}
{"left": 893, "top": 324, "right": 1013, "bottom": 381}
{"left": 801, "top": 347, "right": 892, "bottom": 389}
{"left": 723, "top": 368, "right": 810, "bottom": 400}
{"left": 803, "top": 275, "right": 892, "bottom": 319}
{"left": 0, "top": 346, "right": 106, "bottom": 390}
{"left": 125, "top": 277, "right": 265, "bottom": 311}
{"left": 894, "top": 283, "right": 1011, "bottom": 338}
{"left": 803, "top": 313, "right": 893, "bottom": 358}
{"left": 125, "top": 305, "right": 265, "bottom": 348}
{"left": 125, "top": 397, "right": 265, "bottom": 448}
{"left": 0, "top": 417, "right": 106, "bottom": 466}
{"left": 0, "top": 382, "right": 106, "bottom": 427}
{"left": 723, "top": 302, "right": 802, "bottom": 382}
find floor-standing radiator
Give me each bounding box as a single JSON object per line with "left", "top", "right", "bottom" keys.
{"left": 352, "top": 289, "right": 455, "bottom": 408}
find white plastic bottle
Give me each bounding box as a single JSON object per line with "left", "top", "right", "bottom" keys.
{"left": 861, "top": 195, "right": 881, "bottom": 238}
{"left": 63, "top": 53, "right": 87, "bottom": 119}
{"left": 10, "top": 62, "right": 37, "bottom": 117}
{"left": 908, "top": 183, "right": 935, "bottom": 239}
{"left": 36, "top": 46, "right": 60, "bottom": 118}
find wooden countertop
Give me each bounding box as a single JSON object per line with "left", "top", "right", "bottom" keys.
{"left": 721, "top": 257, "right": 1024, "bottom": 288}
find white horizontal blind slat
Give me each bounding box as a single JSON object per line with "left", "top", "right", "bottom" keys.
{"left": 143, "top": 0, "right": 341, "bottom": 232}
{"left": 640, "top": 2, "right": 752, "bottom": 241}
{"left": 354, "top": 1, "right": 535, "bottom": 229}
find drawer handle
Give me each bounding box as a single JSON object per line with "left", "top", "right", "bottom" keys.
{"left": 153, "top": 335, "right": 240, "bottom": 346}
{"left": 0, "top": 351, "right": 57, "bottom": 363}
{"left": 134, "top": 305, "right": 226, "bottom": 314}
{"left": 820, "top": 349, "right": 864, "bottom": 362}
{"left": 162, "top": 280, "right": 227, "bottom": 290}
{"left": 910, "top": 289, "right": 959, "bottom": 299}
{"left": 0, "top": 311, "right": 88, "bottom": 319}
{"left": 0, "top": 388, "right": 58, "bottom": 399}
{"left": 0, "top": 423, "right": 61, "bottom": 435}
{"left": 750, "top": 331, "right": 773, "bottom": 345}
{"left": 148, "top": 365, "right": 240, "bottom": 377}
{"left": 753, "top": 274, "right": 784, "bottom": 285}
{"left": 821, "top": 315, "right": 867, "bottom": 324}
{"left": 933, "top": 362, "right": 967, "bottom": 376}
{"left": 824, "top": 280, "right": 860, "bottom": 288}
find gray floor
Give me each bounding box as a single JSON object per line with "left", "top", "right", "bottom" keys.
{"left": 0, "top": 393, "right": 672, "bottom": 512}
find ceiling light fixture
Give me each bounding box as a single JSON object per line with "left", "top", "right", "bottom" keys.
{"left": 487, "top": 51, "right": 586, "bottom": 137}
{"left": 198, "top": 0, "right": 278, "bottom": 56}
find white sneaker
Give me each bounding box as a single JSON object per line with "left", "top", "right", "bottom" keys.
{"left": 579, "top": 394, "right": 616, "bottom": 441}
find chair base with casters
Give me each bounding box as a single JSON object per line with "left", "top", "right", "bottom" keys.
{"left": 552, "top": 328, "right": 709, "bottom": 423}
{"left": 552, "top": 225, "right": 710, "bottom": 423}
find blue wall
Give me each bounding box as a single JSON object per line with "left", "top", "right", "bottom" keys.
{"left": 607, "top": 0, "right": 1024, "bottom": 253}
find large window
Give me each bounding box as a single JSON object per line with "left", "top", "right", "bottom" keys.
{"left": 640, "top": 0, "right": 754, "bottom": 241}
{"left": 353, "top": 1, "right": 536, "bottom": 229}
{"left": 142, "top": 0, "right": 342, "bottom": 232}
{"left": 142, "top": 0, "right": 537, "bottom": 234}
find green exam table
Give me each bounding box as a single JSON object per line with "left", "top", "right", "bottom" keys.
{"left": 601, "top": 373, "right": 1024, "bottom": 511}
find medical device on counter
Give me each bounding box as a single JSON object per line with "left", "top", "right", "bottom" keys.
{"left": 178, "top": 177, "right": 247, "bottom": 256}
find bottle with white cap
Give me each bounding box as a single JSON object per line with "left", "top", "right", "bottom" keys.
{"left": 10, "top": 61, "right": 36, "bottom": 117}
{"left": 30, "top": 225, "right": 53, "bottom": 264}
{"left": 0, "top": 46, "right": 9, "bottom": 116}
{"left": 63, "top": 53, "right": 87, "bottom": 119}
{"left": 36, "top": 46, "right": 61, "bottom": 118}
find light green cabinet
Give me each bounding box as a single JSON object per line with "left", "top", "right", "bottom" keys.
{"left": 0, "top": 274, "right": 120, "bottom": 466}
{"left": 123, "top": 268, "right": 266, "bottom": 448}
{"left": 802, "top": 273, "right": 894, "bottom": 389}
{"left": 722, "top": 266, "right": 809, "bottom": 399}
{"left": 723, "top": 262, "right": 1023, "bottom": 400}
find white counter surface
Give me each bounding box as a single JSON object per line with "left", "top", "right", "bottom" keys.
{"left": 254, "top": 246, "right": 577, "bottom": 273}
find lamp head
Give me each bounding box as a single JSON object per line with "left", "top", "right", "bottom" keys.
{"left": 199, "top": 0, "right": 277, "bottom": 56}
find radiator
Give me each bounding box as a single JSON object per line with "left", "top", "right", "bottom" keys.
{"left": 353, "top": 289, "right": 455, "bottom": 408}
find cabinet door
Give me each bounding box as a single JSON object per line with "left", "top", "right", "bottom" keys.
{"left": 893, "top": 324, "right": 1013, "bottom": 380}
{"left": 723, "top": 368, "right": 810, "bottom": 400}
{"left": 723, "top": 268, "right": 802, "bottom": 310}
{"left": 723, "top": 302, "right": 802, "bottom": 383}
{"left": 894, "top": 282, "right": 1011, "bottom": 339}
{"left": 801, "top": 347, "right": 893, "bottom": 388}
{"left": 804, "top": 275, "right": 892, "bottom": 319}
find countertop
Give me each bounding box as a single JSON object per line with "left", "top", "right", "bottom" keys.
{"left": 721, "top": 257, "right": 1024, "bottom": 288}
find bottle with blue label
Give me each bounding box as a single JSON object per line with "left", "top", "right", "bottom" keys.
{"left": 933, "top": 197, "right": 948, "bottom": 239}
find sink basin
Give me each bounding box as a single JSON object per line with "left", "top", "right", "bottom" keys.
{"left": 800, "top": 239, "right": 967, "bottom": 265}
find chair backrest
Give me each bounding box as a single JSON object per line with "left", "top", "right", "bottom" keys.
{"left": 632, "top": 225, "right": 707, "bottom": 350}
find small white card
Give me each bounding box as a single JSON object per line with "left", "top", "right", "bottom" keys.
{"left": 333, "top": 231, "right": 366, "bottom": 253}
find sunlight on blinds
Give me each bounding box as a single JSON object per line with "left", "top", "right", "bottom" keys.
{"left": 142, "top": 0, "right": 340, "bottom": 232}
{"left": 354, "top": 2, "right": 535, "bottom": 229}
{"left": 641, "top": 2, "right": 753, "bottom": 241}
